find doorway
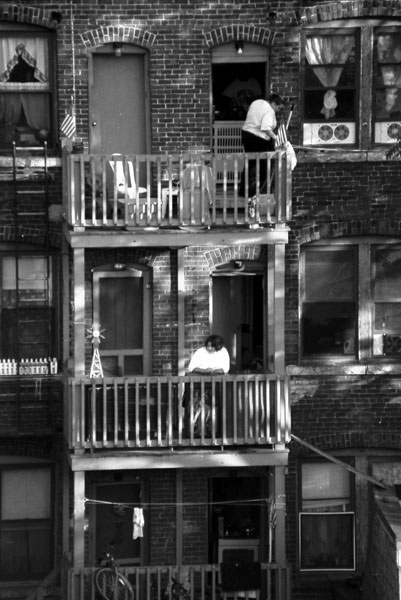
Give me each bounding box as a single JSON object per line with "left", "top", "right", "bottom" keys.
{"left": 92, "top": 266, "right": 152, "bottom": 376}
{"left": 89, "top": 45, "right": 149, "bottom": 156}
{"left": 211, "top": 269, "right": 265, "bottom": 372}
{"left": 94, "top": 481, "right": 143, "bottom": 565}
{"left": 209, "top": 474, "right": 267, "bottom": 566}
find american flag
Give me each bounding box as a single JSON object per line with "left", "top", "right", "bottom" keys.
{"left": 275, "top": 122, "right": 288, "bottom": 148}
{"left": 60, "top": 101, "right": 76, "bottom": 139}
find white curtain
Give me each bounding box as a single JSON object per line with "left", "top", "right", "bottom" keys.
{"left": 0, "top": 38, "right": 49, "bottom": 130}
{"left": 305, "top": 35, "right": 354, "bottom": 87}
{"left": 0, "top": 37, "right": 48, "bottom": 82}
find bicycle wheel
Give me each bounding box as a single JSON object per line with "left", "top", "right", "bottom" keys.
{"left": 95, "top": 567, "right": 134, "bottom": 600}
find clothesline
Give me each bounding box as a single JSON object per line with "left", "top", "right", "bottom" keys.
{"left": 84, "top": 496, "right": 276, "bottom": 509}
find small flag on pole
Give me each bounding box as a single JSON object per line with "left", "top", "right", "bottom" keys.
{"left": 60, "top": 99, "right": 76, "bottom": 139}
{"left": 275, "top": 122, "right": 288, "bottom": 148}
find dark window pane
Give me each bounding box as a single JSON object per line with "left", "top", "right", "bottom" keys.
{"left": 302, "top": 302, "right": 356, "bottom": 355}
{"left": 300, "top": 513, "right": 355, "bottom": 571}
{"left": 304, "top": 89, "right": 356, "bottom": 119}
{"left": 99, "top": 276, "right": 143, "bottom": 350}
{"left": 305, "top": 249, "right": 355, "bottom": 301}
{"left": 0, "top": 521, "right": 51, "bottom": 580}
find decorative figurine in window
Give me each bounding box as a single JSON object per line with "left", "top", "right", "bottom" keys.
{"left": 321, "top": 89, "right": 337, "bottom": 120}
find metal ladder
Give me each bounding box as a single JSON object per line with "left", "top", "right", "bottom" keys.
{"left": 11, "top": 142, "right": 52, "bottom": 372}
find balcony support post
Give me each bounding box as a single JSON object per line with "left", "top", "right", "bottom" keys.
{"left": 72, "top": 470, "right": 86, "bottom": 569}
{"left": 177, "top": 249, "right": 185, "bottom": 375}
{"left": 176, "top": 469, "right": 183, "bottom": 565}
{"left": 274, "top": 465, "right": 286, "bottom": 565}
{"left": 73, "top": 248, "right": 86, "bottom": 377}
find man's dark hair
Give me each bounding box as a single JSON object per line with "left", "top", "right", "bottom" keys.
{"left": 205, "top": 335, "right": 224, "bottom": 351}
{"left": 268, "top": 92, "right": 285, "bottom": 106}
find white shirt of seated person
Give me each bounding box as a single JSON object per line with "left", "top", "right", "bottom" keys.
{"left": 188, "top": 343, "right": 230, "bottom": 374}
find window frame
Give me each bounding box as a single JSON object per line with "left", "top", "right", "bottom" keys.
{"left": 0, "top": 463, "right": 54, "bottom": 581}
{"left": 301, "top": 19, "right": 401, "bottom": 150}
{"left": 92, "top": 264, "right": 152, "bottom": 376}
{"left": 0, "top": 22, "right": 57, "bottom": 151}
{"left": 0, "top": 248, "right": 59, "bottom": 361}
{"left": 300, "top": 238, "right": 401, "bottom": 362}
{"left": 298, "top": 459, "right": 356, "bottom": 573}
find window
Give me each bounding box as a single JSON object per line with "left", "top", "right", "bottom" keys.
{"left": 0, "top": 466, "right": 53, "bottom": 580}
{"left": 93, "top": 265, "right": 152, "bottom": 376}
{"left": 299, "top": 461, "right": 355, "bottom": 572}
{"left": 301, "top": 242, "right": 401, "bottom": 359}
{"left": 0, "top": 24, "right": 55, "bottom": 149}
{"left": 302, "top": 21, "right": 401, "bottom": 147}
{"left": 0, "top": 252, "right": 57, "bottom": 360}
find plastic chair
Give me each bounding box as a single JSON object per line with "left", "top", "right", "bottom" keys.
{"left": 109, "top": 154, "right": 147, "bottom": 218}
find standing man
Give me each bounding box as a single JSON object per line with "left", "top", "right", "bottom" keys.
{"left": 240, "top": 92, "right": 285, "bottom": 198}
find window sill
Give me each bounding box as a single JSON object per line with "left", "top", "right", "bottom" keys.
{"left": 287, "top": 360, "right": 401, "bottom": 376}
{"left": 295, "top": 146, "right": 393, "bottom": 163}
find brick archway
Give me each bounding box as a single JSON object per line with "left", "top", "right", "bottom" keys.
{"left": 299, "top": 0, "right": 401, "bottom": 25}
{"left": 295, "top": 219, "right": 401, "bottom": 245}
{"left": 0, "top": 4, "right": 60, "bottom": 29}
{"left": 80, "top": 25, "right": 156, "bottom": 51}
{"left": 204, "top": 25, "right": 275, "bottom": 49}
{"left": 204, "top": 245, "right": 266, "bottom": 270}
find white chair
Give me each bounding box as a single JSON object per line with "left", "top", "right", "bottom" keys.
{"left": 108, "top": 154, "right": 147, "bottom": 218}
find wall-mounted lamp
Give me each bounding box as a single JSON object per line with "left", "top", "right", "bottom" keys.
{"left": 268, "top": 11, "right": 277, "bottom": 23}
{"left": 114, "top": 263, "right": 126, "bottom": 270}
{"left": 113, "top": 42, "right": 123, "bottom": 57}
{"left": 235, "top": 41, "right": 244, "bottom": 55}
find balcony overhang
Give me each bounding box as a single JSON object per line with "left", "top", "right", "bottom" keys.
{"left": 63, "top": 223, "right": 289, "bottom": 248}
{"left": 68, "top": 446, "right": 289, "bottom": 471}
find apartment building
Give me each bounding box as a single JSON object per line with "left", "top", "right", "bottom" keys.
{"left": 1, "top": 1, "right": 401, "bottom": 600}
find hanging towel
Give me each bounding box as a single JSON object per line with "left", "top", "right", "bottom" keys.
{"left": 133, "top": 507, "right": 145, "bottom": 539}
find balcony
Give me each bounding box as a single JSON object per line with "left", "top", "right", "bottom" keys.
{"left": 68, "top": 562, "right": 291, "bottom": 600}
{"left": 62, "top": 150, "right": 292, "bottom": 232}
{"left": 67, "top": 374, "right": 290, "bottom": 451}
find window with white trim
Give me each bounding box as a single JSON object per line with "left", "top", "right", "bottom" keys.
{"left": 0, "top": 23, "right": 55, "bottom": 149}
{"left": 299, "top": 461, "right": 355, "bottom": 572}
{"left": 302, "top": 21, "right": 401, "bottom": 148}
{"left": 301, "top": 241, "right": 401, "bottom": 360}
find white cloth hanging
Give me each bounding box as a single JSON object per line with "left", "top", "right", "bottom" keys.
{"left": 133, "top": 507, "right": 145, "bottom": 539}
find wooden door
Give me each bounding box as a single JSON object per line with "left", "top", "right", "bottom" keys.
{"left": 89, "top": 46, "right": 148, "bottom": 155}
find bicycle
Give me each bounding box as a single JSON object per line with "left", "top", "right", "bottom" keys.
{"left": 94, "top": 550, "right": 135, "bottom": 600}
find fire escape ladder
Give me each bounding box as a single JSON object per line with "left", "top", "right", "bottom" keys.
{"left": 11, "top": 142, "right": 52, "bottom": 391}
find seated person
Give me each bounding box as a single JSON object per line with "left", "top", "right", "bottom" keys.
{"left": 187, "top": 334, "right": 230, "bottom": 374}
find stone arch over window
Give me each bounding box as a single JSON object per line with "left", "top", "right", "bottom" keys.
{"left": 204, "top": 25, "right": 275, "bottom": 49}
{"left": 80, "top": 26, "right": 156, "bottom": 51}
{"left": 0, "top": 4, "right": 60, "bottom": 29}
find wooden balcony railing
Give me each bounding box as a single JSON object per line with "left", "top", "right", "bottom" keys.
{"left": 67, "top": 374, "right": 290, "bottom": 450}
{"left": 68, "top": 562, "right": 291, "bottom": 600}
{"left": 63, "top": 150, "right": 292, "bottom": 229}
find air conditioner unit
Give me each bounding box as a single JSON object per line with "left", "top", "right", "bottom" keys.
{"left": 303, "top": 122, "right": 356, "bottom": 145}
{"left": 374, "top": 122, "right": 401, "bottom": 144}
